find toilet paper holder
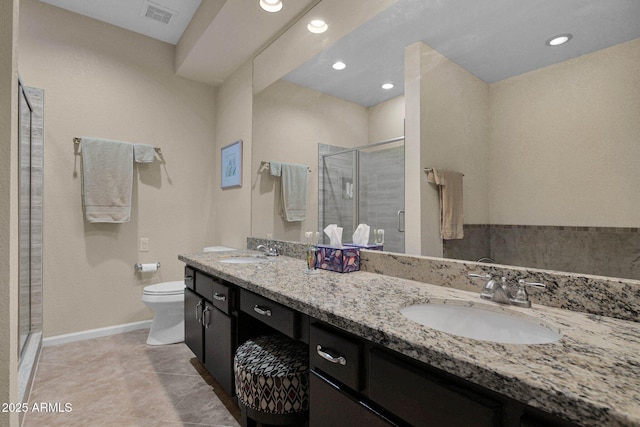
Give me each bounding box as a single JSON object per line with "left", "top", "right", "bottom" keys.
{"left": 134, "top": 262, "right": 161, "bottom": 272}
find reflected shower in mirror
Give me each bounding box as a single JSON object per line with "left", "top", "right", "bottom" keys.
{"left": 319, "top": 138, "right": 405, "bottom": 253}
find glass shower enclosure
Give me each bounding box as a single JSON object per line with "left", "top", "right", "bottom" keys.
{"left": 319, "top": 138, "right": 405, "bottom": 253}
{"left": 18, "top": 78, "right": 44, "bottom": 403}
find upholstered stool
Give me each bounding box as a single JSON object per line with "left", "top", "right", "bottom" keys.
{"left": 234, "top": 335, "right": 309, "bottom": 427}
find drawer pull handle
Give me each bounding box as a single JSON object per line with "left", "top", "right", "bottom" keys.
{"left": 254, "top": 305, "right": 272, "bottom": 317}
{"left": 213, "top": 293, "right": 226, "bottom": 301}
{"left": 195, "top": 301, "right": 203, "bottom": 322}
{"left": 202, "top": 306, "right": 211, "bottom": 328}
{"left": 316, "top": 345, "right": 347, "bottom": 366}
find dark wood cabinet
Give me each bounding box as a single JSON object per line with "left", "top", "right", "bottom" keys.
{"left": 310, "top": 370, "right": 396, "bottom": 427}
{"left": 184, "top": 288, "right": 204, "bottom": 361}
{"left": 369, "top": 349, "right": 501, "bottom": 427}
{"left": 202, "top": 300, "right": 235, "bottom": 395}
{"left": 183, "top": 274, "right": 237, "bottom": 396}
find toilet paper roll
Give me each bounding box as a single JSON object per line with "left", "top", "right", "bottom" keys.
{"left": 139, "top": 263, "right": 158, "bottom": 273}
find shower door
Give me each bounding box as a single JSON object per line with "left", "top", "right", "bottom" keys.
{"left": 319, "top": 140, "right": 405, "bottom": 253}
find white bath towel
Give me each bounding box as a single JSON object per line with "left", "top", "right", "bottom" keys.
{"left": 279, "top": 163, "right": 307, "bottom": 222}
{"left": 81, "top": 137, "right": 133, "bottom": 223}
{"left": 426, "top": 169, "right": 464, "bottom": 239}
{"left": 133, "top": 143, "right": 155, "bottom": 163}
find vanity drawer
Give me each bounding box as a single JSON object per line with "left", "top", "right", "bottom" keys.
{"left": 240, "top": 290, "right": 298, "bottom": 339}
{"left": 184, "top": 266, "right": 195, "bottom": 290}
{"left": 195, "top": 271, "right": 232, "bottom": 314}
{"left": 310, "top": 324, "right": 361, "bottom": 391}
{"left": 368, "top": 349, "right": 500, "bottom": 427}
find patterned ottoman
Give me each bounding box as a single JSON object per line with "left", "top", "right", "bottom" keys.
{"left": 234, "top": 335, "right": 309, "bottom": 426}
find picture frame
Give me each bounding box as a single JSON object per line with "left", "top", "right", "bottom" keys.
{"left": 220, "top": 140, "right": 242, "bottom": 188}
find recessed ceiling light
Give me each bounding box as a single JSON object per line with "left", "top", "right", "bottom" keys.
{"left": 307, "top": 19, "right": 328, "bottom": 34}
{"left": 546, "top": 34, "right": 573, "bottom": 46}
{"left": 332, "top": 61, "right": 346, "bottom": 71}
{"left": 259, "top": 0, "right": 283, "bottom": 13}
{"left": 381, "top": 83, "right": 394, "bottom": 90}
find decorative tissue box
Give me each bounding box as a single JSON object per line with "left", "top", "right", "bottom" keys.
{"left": 344, "top": 243, "right": 384, "bottom": 251}
{"left": 315, "top": 245, "right": 360, "bottom": 273}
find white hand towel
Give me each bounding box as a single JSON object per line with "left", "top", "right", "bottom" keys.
{"left": 269, "top": 161, "right": 282, "bottom": 177}
{"left": 81, "top": 137, "right": 133, "bottom": 223}
{"left": 426, "top": 169, "right": 464, "bottom": 239}
{"left": 134, "top": 144, "right": 155, "bottom": 163}
{"left": 279, "top": 163, "right": 307, "bottom": 222}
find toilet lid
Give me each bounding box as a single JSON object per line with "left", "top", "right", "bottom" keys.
{"left": 143, "top": 281, "right": 185, "bottom": 296}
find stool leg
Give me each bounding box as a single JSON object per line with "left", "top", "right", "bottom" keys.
{"left": 239, "top": 402, "right": 256, "bottom": 427}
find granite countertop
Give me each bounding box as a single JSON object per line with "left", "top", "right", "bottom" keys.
{"left": 179, "top": 250, "right": 640, "bottom": 427}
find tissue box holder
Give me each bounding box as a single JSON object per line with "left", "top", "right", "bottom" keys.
{"left": 316, "top": 245, "right": 359, "bottom": 273}
{"left": 344, "top": 243, "right": 384, "bottom": 251}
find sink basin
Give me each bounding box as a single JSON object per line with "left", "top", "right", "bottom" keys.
{"left": 400, "top": 300, "right": 561, "bottom": 345}
{"left": 219, "top": 256, "right": 268, "bottom": 264}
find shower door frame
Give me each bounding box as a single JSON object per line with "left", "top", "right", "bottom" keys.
{"left": 320, "top": 136, "right": 405, "bottom": 252}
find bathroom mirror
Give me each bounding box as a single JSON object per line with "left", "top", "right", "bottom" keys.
{"left": 251, "top": 0, "right": 640, "bottom": 280}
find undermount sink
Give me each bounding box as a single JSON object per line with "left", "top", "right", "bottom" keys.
{"left": 400, "top": 300, "right": 561, "bottom": 345}
{"left": 219, "top": 255, "right": 268, "bottom": 264}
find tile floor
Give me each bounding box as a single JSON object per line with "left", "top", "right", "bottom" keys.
{"left": 23, "top": 329, "right": 241, "bottom": 426}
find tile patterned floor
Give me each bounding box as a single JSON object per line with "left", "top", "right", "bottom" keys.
{"left": 23, "top": 329, "right": 241, "bottom": 426}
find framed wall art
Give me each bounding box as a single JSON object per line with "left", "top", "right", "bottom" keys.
{"left": 220, "top": 140, "right": 242, "bottom": 188}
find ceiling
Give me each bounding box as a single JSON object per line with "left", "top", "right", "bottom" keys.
{"left": 36, "top": 0, "right": 640, "bottom": 100}
{"left": 283, "top": 0, "right": 640, "bottom": 107}
{"left": 39, "top": 0, "right": 316, "bottom": 86}
{"left": 40, "top": 0, "right": 202, "bottom": 44}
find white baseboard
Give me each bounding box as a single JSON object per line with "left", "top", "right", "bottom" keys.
{"left": 43, "top": 320, "right": 152, "bottom": 347}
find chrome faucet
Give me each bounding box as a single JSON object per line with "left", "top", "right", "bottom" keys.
{"left": 256, "top": 243, "right": 278, "bottom": 256}
{"left": 469, "top": 274, "right": 545, "bottom": 308}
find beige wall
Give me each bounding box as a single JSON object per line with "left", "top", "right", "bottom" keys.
{"left": 489, "top": 38, "right": 640, "bottom": 227}
{"left": 368, "top": 95, "right": 405, "bottom": 143}
{"left": 414, "top": 42, "right": 490, "bottom": 256}
{"left": 18, "top": 0, "right": 217, "bottom": 337}
{"left": 213, "top": 59, "right": 253, "bottom": 249}
{"left": 1, "top": 1, "right": 19, "bottom": 424}
{"left": 252, "top": 79, "right": 368, "bottom": 241}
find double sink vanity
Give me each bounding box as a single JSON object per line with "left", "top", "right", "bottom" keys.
{"left": 179, "top": 247, "right": 640, "bottom": 427}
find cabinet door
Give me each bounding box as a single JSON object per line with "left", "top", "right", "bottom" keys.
{"left": 184, "top": 288, "right": 204, "bottom": 361}
{"left": 310, "top": 370, "right": 397, "bottom": 427}
{"left": 203, "top": 302, "right": 235, "bottom": 396}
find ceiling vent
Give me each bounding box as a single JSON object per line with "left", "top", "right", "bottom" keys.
{"left": 140, "top": 1, "right": 177, "bottom": 25}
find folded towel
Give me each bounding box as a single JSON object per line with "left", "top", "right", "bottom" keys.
{"left": 427, "top": 169, "right": 464, "bottom": 239}
{"left": 279, "top": 163, "right": 307, "bottom": 222}
{"left": 269, "top": 161, "right": 282, "bottom": 177}
{"left": 81, "top": 137, "right": 133, "bottom": 223}
{"left": 134, "top": 144, "right": 155, "bottom": 163}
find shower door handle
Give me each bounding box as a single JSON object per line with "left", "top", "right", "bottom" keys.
{"left": 397, "top": 210, "right": 405, "bottom": 232}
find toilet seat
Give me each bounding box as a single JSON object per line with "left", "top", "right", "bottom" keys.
{"left": 143, "top": 281, "right": 185, "bottom": 296}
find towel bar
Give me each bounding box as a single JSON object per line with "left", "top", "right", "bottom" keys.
{"left": 261, "top": 160, "right": 311, "bottom": 172}
{"left": 74, "top": 137, "right": 162, "bottom": 155}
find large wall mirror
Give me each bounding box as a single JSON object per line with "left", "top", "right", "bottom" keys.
{"left": 251, "top": 0, "right": 640, "bottom": 281}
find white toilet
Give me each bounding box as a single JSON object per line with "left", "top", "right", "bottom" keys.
{"left": 142, "top": 281, "right": 185, "bottom": 345}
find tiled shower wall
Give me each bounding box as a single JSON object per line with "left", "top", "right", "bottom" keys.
{"left": 443, "top": 224, "right": 640, "bottom": 280}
